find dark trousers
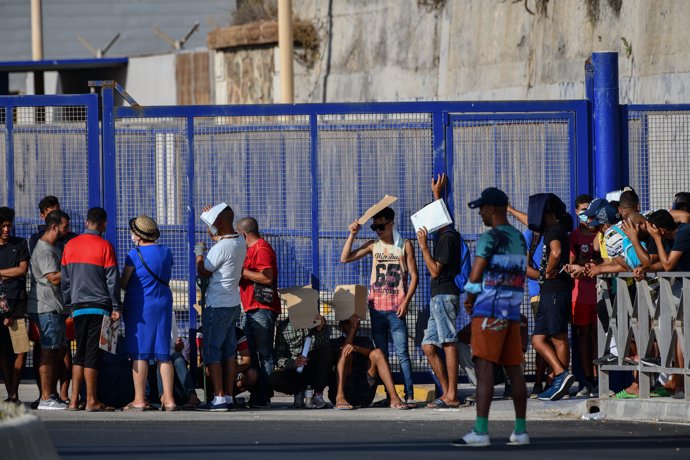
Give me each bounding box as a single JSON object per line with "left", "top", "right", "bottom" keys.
{"left": 269, "top": 346, "right": 334, "bottom": 395}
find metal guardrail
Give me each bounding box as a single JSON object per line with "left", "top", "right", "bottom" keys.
{"left": 597, "top": 273, "right": 690, "bottom": 400}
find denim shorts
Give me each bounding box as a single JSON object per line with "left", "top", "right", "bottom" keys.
{"left": 202, "top": 306, "right": 240, "bottom": 364}
{"left": 30, "top": 312, "right": 66, "bottom": 350}
{"left": 422, "top": 294, "right": 459, "bottom": 346}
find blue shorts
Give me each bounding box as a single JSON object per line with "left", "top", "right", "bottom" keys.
{"left": 30, "top": 312, "right": 66, "bottom": 350}
{"left": 422, "top": 294, "right": 459, "bottom": 346}
{"left": 533, "top": 290, "right": 570, "bottom": 336}
{"left": 202, "top": 307, "right": 240, "bottom": 364}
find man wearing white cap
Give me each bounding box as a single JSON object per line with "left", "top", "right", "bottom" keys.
{"left": 195, "top": 203, "right": 247, "bottom": 411}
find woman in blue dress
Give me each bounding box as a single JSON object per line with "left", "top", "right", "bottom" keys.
{"left": 120, "top": 215, "right": 176, "bottom": 411}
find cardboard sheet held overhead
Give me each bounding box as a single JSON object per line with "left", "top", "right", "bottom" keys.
{"left": 358, "top": 195, "right": 398, "bottom": 224}
{"left": 9, "top": 319, "right": 30, "bottom": 354}
{"left": 280, "top": 286, "right": 321, "bottom": 330}
{"left": 410, "top": 199, "right": 453, "bottom": 233}
{"left": 332, "top": 285, "right": 368, "bottom": 321}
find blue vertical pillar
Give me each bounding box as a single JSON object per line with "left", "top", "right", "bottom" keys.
{"left": 584, "top": 58, "right": 595, "bottom": 195}
{"left": 592, "top": 52, "right": 621, "bottom": 197}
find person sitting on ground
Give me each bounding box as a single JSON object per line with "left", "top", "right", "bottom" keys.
{"left": 232, "top": 326, "right": 258, "bottom": 402}
{"left": 328, "top": 314, "right": 411, "bottom": 410}
{"left": 270, "top": 314, "right": 333, "bottom": 409}
{"left": 157, "top": 320, "right": 202, "bottom": 410}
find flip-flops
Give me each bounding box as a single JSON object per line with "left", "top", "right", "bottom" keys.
{"left": 66, "top": 402, "right": 85, "bottom": 411}
{"left": 389, "top": 402, "right": 411, "bottom": 410}
{"left": 426, "top": 398, "right": 460, "bottom": 409}
{"left": 612, "top": 389, "right": 638, "bottom": 399}
{"left": 161, "top": 405, "right": 180, "bottom": 412}
{"left": 334, "top": 403, "right": 355, "bottom": 410}
{"left": 122, "top": 402, "right": 146, "bottom": 412}
{"left": 86, "top": 404, "right": 116, "bottom": 412}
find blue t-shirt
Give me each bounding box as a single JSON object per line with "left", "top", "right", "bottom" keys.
{"left": 472, "top": 225, "right": 527, "bottom": 320}
{"left": 523, "top": 230, "right": 543, "bottom": 298}
{"left": 621, "top": 236, "right": 647, "bottom": 269}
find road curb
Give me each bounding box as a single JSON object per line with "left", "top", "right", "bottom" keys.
{"left": 581, "top": 398, "right": 690, "bottom": 424}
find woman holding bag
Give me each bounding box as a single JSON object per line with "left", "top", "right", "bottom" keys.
{"left": 120, "top": 215, "right": 177, "bottom": 411}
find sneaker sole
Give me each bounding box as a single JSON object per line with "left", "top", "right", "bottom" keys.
{"left": 450, "top": 441, "right": 491, "bottom": 447}
{"left": 37, "top": 405, "right": 67, "bottom": 411}
{"left": 507, "top": 440, "right": 531, "bottom": 446}
{"left": 550, "top": 374, "right": 576, "bottom": 401}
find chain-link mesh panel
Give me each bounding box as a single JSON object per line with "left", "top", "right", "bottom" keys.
{"left": 317, "top": 113, "right": 434, "bottom": 372}
{"left": 115, "top": 118, "right": 190, "bottom": 338}
{"left": 451, "top": 116, "right": 572, "bottom": 374}
{"left": 0, "top": 107, "right": 6, "bottom": 207}
{"left": 193, "top": 115, "right": 313, "bottom": 295}
{"left": 628, "top": 110, "right": 690, "bottom": 211}
{"left": 12, "top": 106, "right": 89, "bottom": 237}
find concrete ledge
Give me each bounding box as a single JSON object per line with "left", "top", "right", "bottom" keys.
{"left": 0, "top": 403, "right": 59, "bottom": 460}
{"left": 376, "top": 384, "right": 436, "bottom": 402}
{"left": 582, "top": 398, "right": 690, "bottom": 424}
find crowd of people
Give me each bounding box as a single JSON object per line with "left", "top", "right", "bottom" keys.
{"left": 0, "top": 181, "right": 688, "bottom": 446}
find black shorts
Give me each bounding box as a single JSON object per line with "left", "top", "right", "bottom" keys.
{"left": 73, "top": 314, "right": 104, "bottom": 369}
{"left": 533, "top": 290, "right": 571, "bottom": 336}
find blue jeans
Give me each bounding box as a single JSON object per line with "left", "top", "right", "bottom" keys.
{"left": 202, "top": 307, "right": 240, "bottom": 364}
{"left": 243, "top": 308, "right": 278, "bottom": 403}
{"left": 369, "top": 308, "right": 414, "bottom": 400}
{"left": 422, "top": 294, "right": 459, "bottom": 347}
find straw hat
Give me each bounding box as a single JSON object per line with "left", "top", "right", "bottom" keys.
{"left": 129, "top": 215, "right": 160, "bottom": 242}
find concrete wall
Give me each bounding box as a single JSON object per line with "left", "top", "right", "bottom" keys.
{"left": 283, "top": 0, "right": 690, "bottom": 104}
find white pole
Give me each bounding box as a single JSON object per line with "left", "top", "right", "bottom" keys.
{"left": 31, "top": 0, "right": 44, "bottom": 60}
{"left": 278, "top": 0, "right": 294, "bottom": 103}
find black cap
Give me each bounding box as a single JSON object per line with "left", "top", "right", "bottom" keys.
{"left": 468, "top": 187, "right": 509, "bottom": 209}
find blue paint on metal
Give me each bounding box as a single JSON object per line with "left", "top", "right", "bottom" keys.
{"left": 585, "top": 59, "right": 595, "bottom": 194}
{"left": 574, "top": 102, "right": 592, "bottom": 197}
{"left": 186, "top": 116, "right": 198, "bottom": 376}
{"left": 5, "top": 102, "right": 13, "bottom": 209}
{"left": 0, "top": 57, "right": 128, "bottom": 72}
{"left": 115, "top": 100, "right": 588, "bottom": 119}
{"left": 101, "top": 86, "right": 118, "bottom": 248}
{"left": 592, "top": 51, "right": 621, "bottom": 197}
{"left": 85, "top": 94, "right": 101, "bottom": 208}
{"left": 309, "top": 114, "right": 320, "bottom": 290}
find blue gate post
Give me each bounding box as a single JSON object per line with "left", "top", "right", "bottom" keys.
{"left": 100, "top": 84, "right": 118, "bottom": 249}
{"left": 585, "top": 57, "right": 595, "bottom": 194}
{"left": 186, "top": 116, "right": 199, "bottom": 378}
{"left": 309, "top": 114, "right": 320, "bottom": 290}
{"left": 592, "top": 52, "right": 622, "bottom": 197}
{"left": 5, "top": 100, "right": 14, "bottom": 210}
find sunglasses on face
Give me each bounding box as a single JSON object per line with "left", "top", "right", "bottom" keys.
{"left": 370, "top": 221, "right": 392, "bottom": 232}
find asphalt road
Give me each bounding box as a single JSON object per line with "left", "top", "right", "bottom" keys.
{"left": 46, "top": 419, "right": 690, "bottom": 460}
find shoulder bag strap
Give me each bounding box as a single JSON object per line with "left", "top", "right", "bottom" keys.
{"left": 136, "top": 247, "right": 169, "bottom": 287}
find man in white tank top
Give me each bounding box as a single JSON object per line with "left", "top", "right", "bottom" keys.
{"left": 340, "top": 207, "right": 419, "bottom": 406}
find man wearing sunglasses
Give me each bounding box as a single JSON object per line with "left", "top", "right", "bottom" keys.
{"left": 340, "top": 206, "right": 419, "bottom": 407}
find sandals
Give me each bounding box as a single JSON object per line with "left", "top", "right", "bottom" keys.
{"left": 66, "top": 402, "right": 86, "bottom": 411}
{"left": 334, "top": 402, "right": 355, "bottom": 410}
{"left": 86, "top": 403, "right": 116, "bottom": 412}
{"left": 426, "top": 398, "right": 460, "bottom": 409}
{"left": 389, "top": 401, "right": 411, "bottom": 410}
{"left": 161, "top": 405, "right": 180, "bottom": 412}
{"left": 123, "top": 402, "right": 147, "bottom": 412}
{"left": 612, "top": 389, "right": 638, "bottom": 399}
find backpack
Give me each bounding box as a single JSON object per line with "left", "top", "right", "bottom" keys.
{"left": 453, "top": 231, "right": 472, "bottom": 293}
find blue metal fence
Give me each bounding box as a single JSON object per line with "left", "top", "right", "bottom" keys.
{"left": 99, "top": 96, "right": 589, "bottom": 378}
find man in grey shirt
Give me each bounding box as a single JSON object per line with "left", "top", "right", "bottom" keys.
{"left": 28, "top": 210, "right": 71, "bottom": 410}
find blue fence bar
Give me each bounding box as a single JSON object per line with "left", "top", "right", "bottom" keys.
{"left": 592, "top": 51, "right": 622, "bottom": 197}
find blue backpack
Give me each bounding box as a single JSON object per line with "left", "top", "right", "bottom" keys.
{"left": 453, "top": 231, "right": 472, "bottom": 293}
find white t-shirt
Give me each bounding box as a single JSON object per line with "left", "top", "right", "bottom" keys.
{"left": 204, "top": 234, "right": 246, "bottom": 309}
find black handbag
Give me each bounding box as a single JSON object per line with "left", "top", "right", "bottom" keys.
{"left": 253, "top": 283, "right": 275, "bottom": 304}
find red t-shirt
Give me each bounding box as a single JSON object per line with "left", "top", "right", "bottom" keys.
{"left": 569, "top": 228, "right": 597, "bottom": 305}
{"left": 239, "top": 238, "right": 281, "bottom": 313}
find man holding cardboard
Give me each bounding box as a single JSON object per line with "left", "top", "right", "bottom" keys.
{"left": 269, "top": 314, "right": 333, "bottom": 408}
{"left": 340, "top": 201, "right": 418, "bottom": 406}
{"left": 195, "top": 203, "right": 247, "bottom": 411}
{"left": 416, "top": 174, "right": 462, "bottom": 408}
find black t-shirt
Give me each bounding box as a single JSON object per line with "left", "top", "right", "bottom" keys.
{"left": 430, "top": 230, "right": 461, "bottom": 297}
{"left": 539, "top": 222, "right": 572, "bottom": 293}
{"left": 649, "top": 223, "right": 690, "bottom": 272}
{"left": 0, "top": 236, "right": 29, "bottom": 301}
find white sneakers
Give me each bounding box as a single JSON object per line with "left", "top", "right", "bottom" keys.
{"left": 507, "top": 431, "right": 531, "bottom": 446}
{"left": 451, "top": 429, "right": 491, "bottom": 447}
{"left": 451, "top": 430, "right": 531, "bottom": 447}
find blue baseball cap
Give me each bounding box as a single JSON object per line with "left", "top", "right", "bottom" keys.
{"left": 589, "top": 204, "right": 619, "bottom": 227}
{"left": 583, "top": 198, "right": 609, "bottom": 217}
{"left": 468, "top": 187, "right": 509, "bottom": 209}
